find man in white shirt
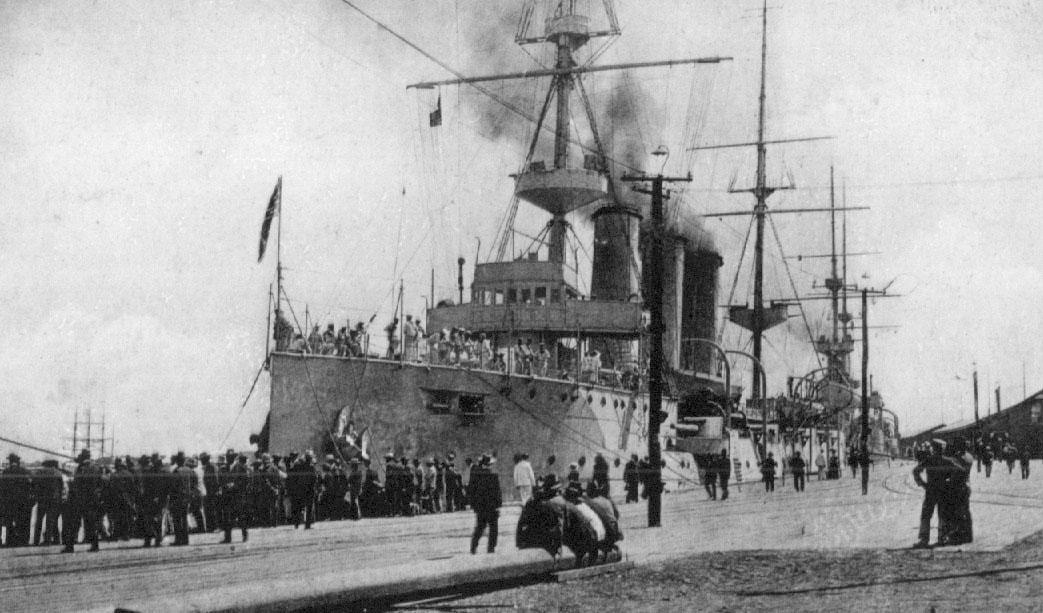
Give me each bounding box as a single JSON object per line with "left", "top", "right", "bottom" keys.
{"left": 513, "top": 453, "right": 536, "bottom": 504}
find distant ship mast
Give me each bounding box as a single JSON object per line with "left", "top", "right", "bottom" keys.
{"left": 691, "top": 2, "right": 838, "bottom": 415}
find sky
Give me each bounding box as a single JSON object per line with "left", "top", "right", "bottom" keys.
{"left": 1, "top": 0, "right": 1041, "bottom": 458}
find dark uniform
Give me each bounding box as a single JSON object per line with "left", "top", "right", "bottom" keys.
{"left": 588, "top": 454, "right": 610, "bottom": 499}
{"left": 760, "top": 453, "right": 777, "bottom": 492}
{"left": 790, "top": 452, "right": 806, "bottom": 492}
{"left": 622, "top": 455, "right": 640, "bottom": 503}
{"left": 980, "top": 446, "right": 993, "bottom": 478}
{"left": 201, "top": 453, "right": 219, "bottom": 532}
{"left": 287, "top": 453, "right": 319, "bottom": 529}
{"left": 468, "top": 455, "right": 502, "bottom": 554}
{"left": 1, "top": 454, "right": 34, "bottom": 547}
{"left": 717, "top": 450, "right": 731, "bottom": 501}
{"left": 702, "top": 455, "right": 718, "bottom": 500}
{"left": 168, "top": 452, "right": 196, "bottom": 546}
{"left": 220, "top": 455, "right": 252, "bottom": 543}
{"left": 140, "top": 455, "right": 169, "bottom": 547}
{"left": 254, "top": 455, "right": 284, "bottom": 528}
{"left": 108, "top": 459, "right": 138, "bottom": 541}
{"left": 938, "top": 441, "right": 973, "bottom": 546}
{"left": 32, "top": 460, "right": 65, "bottom": 545}
{"left": 1019, "top": 448, "right": 1031, "bottom": 479}
{"left": 912, "top": 441, "right": 958, "bottom": 548}
{"left": 63, "top": 450, "right": 103, "bottom": 553}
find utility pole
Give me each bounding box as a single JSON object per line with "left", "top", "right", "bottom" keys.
{"left": 973, "top": 365, "right": 980, "bottom": 471}
{"left": 860, "top": 289, "right": 869, "bottom": 495}
{"left": 622, "top": 168, "right": 691, "bottom": 529}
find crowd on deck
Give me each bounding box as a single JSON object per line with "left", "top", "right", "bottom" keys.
{"left": 271, "top": 313, "right": 643, "bottom": 388}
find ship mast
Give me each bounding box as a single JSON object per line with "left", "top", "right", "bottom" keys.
{"left": 750, "top": 1, "right": 772, "bottom": 405}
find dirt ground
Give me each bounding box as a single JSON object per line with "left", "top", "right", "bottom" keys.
{"left": 405, "top": 530, "right": 1043, "bottom": 612}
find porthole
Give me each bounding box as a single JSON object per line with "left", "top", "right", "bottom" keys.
{"left": 587, "top": 395, "right": 593, "bottom": 404}
{"left": 560, "top": 392, "right": 569, "bottom": 402}
{"left": 528, "top": 388, "right": 537, "bottom": 399}
{"left": 600, "top": 397, "right": 606, "bottom": 406}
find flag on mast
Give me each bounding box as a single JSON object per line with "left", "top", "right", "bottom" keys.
{"left": 429, "top": 95, "right": 442, "bottom": 127}
{"left": 258, "top": 176, "right": 281, "bottom": 263}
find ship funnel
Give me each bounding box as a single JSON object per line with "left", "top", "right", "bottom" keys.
{"left": 640, "top": 203, "right": 720, "bottom": 372}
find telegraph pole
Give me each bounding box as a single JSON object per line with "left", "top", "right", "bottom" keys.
{"left": 622, "top": 168, "right": 691, "bottom": 528}
{"left": 860, "top": 289, "right": 870, "bottom": 495}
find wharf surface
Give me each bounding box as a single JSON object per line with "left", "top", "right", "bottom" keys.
{"left": 2, "top": 461, "right": 1041, "bottom": 612}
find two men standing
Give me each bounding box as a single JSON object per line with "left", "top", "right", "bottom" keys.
{"left": 912, "top": 438, "right": 973, "bottom": 548}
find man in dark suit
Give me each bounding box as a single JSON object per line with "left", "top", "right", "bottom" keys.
{"left": 468, "top": 453, "right": 502, "bottom": 554}
{"left": 168, "top": 452, "right": 196, "bottom": 546}
{"left": 33, "top": 459, "right": 65, "bottom": 545}
{"left": 717, "top": 449, "right": 732, "bottom": 501}
{"left": 63, "top": 450, "right": 103, "bottom": 553}
{"left": 1, "top": 454, "right": 34, "bottom": 547}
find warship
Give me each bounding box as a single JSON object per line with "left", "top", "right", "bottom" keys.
{"left": 254, "top": 1, "right": 898, "bottom": 494}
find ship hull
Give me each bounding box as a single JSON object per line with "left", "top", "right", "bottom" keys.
{"left": 266, "top": 352, "right": 698, "bottom": 494}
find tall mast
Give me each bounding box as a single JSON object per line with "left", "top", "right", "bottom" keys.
{"left": 276, "top": 176, "right": 283, "bottom": 319}
{"left": 750, "top": 0, "right": 771, "bottom": 403}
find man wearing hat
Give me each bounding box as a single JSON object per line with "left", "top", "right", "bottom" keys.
{"left": 32, "top": 459, "right": 65, "bottom": 545}
{"left": 107, "top": 456, "right": 137, "bottom": 542}
{"left": 139, "top": 454, "right": 169, "bottom": 548}
{"left": 911, "top": 439, "right": 954, "bottom": 548}
{"left": 219, "top": 453, "right": 252, "bottom": 543}
{"left": 63, "top": 450, "right": 103, "bottom": 553}
{"left": 467, "top": 453, "right": 502, "bottom": 554}
{"left": 286, "top": 450, "right": 319, "bottom": 529}
{"left": 1, "top": 453, "right": 34, "bottom": 547}
{"left": 168, "top": 452, "right": 195, "bottom": 546}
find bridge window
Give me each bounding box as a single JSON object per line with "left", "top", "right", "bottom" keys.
{"left": 507, "top": 288, "right": 518, "bottom": 304}
{"left": 460, "top": 394, "right": 486, "bottom": 416}
{"left": 551, "top": 289, "right": 561, "bottom": 303}
{"left": 535, "top": 287, "right": 547, "bottom": 305}
{"left": 495, "top": 289, "right": 504, "bottom": 305}
{"left": 482, "top": 289, "right": 494, "bottom": 305}
{"left": 425, "top": 390, "right": 455, "bottom": 414}
{"left": 521, "top": 288, "right": 532, "bottom": 304}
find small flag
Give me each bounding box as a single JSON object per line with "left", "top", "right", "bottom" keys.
{"left": 258, "top": 177, "right": 281, "bottom": 263}
{"left": 429, "top": 95, "right": 442, "bottom": 127}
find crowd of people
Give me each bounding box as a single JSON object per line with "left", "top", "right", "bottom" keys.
{"left": 273, "top": 313, "right": 645, "bottom": 391}
{"left": 0, "top": 447, "right": 506, "bottom": 552}
{"left": 0, "top": 446, "right": 639, "bottom": 555}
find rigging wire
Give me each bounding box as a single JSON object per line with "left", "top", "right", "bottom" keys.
{"left": 218, "top": 360, "right": 268, "bottom": 449}
{"left": 717, "top": 214, "right": 754, "bottom": 345}
{"left": 766, "top": 211, "right": 823, "bottom": 371}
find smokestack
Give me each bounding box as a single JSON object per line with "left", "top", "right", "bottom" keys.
{"left": 589, "top": 204, "right": 642, "bottom": 368}
{"left": 682, "top": 247, "right": 723, "bottom": 373}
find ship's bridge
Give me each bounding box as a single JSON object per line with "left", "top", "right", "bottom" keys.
{"left": 427, "top": 255, "right": 643, "bottom": 336}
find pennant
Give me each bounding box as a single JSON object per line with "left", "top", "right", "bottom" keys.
{"left": 429, "top": 95, "right": 442, "bottom": 127}
{"left": 258, "top": 177, "right": 281, "bottom": 263}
